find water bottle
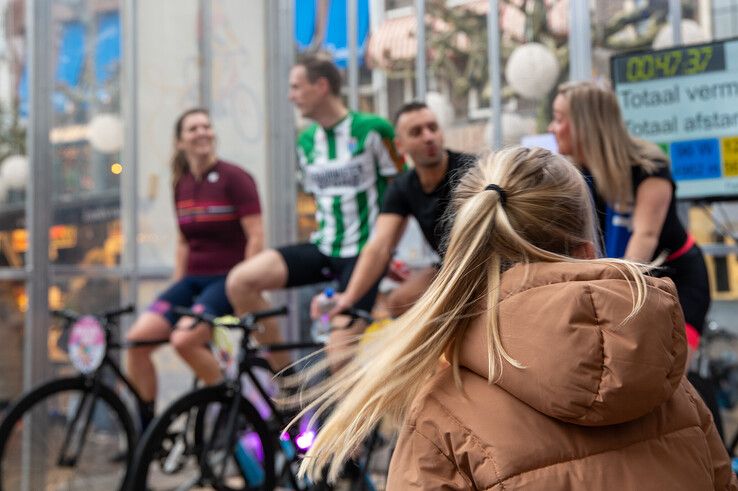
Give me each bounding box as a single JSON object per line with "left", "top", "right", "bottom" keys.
{"left": 311, "top": 288, "right": 335, "bottom": 343}
{"left": 234, "top": 435, "right": 265, "bottom": 486}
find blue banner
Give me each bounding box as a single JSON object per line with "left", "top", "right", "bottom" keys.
{"left": 295, "top": 0, "right": 370, "bottom": 68}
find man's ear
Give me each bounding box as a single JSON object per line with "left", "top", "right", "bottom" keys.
{"left": 317, "top": 76, "right": 331, "bottom": 96}
{"left": 572, "top": 241, "right": 596, "bottom": 260}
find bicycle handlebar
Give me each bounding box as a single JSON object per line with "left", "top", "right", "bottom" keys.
{"left": 173, "top": 305, "right": 289, "bottom": 330}
{"left": 102, "top": 304, "right": 135, "bottom": 320}
{"left": 50, "top": 304, "right": 135, "bottom": 324}
{"left": 339, "top": 307, "right": 374, "bottom": 325}
{"left": 241, "top": 305, "right": 290, "bottom": 325}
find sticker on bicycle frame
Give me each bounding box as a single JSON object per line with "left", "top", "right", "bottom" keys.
{"left": 211, "top": 325, "right": 238, "bottom": 380}
{"left": 68, "top": 316, "right": 106, "bottom": 374}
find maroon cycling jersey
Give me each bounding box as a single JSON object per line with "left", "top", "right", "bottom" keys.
{"left": 175, "top": 160, "right": 261, "bottom": 275}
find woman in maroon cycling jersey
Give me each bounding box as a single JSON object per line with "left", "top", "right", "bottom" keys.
{"left": 126, "top": 108, "right": 264, "bottom": 429}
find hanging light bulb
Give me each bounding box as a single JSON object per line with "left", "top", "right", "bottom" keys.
{"left": 505, "top": 43, "right": 560, "bottom": 100}
{"left": 0, "top": 154, "right": 29, "bottom": 189}
{"left": 88, "top": 113, "right": 124, "bottom": 154}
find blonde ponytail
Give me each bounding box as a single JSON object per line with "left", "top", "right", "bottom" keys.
{"left": 294, "top": 146, "right": 652, "bottom": 482}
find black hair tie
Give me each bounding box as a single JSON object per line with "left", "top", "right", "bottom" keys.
{"left": 484, "top": 184, "right": 507, "bottom": 206}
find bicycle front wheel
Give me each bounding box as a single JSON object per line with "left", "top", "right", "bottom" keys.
{"left": 0, "top": 376, "right": 136, "bottom": 491}
{"left": 126, "top": 384, "right": 275, "bottom": 491}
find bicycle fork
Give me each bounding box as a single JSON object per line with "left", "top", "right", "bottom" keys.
{"left": 56, "top": 379, "right": 100, "bottom": 467}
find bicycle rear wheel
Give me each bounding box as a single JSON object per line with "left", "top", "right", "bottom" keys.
{"left": 126, "top": 384, "right": 275, "bottom": 491}
{"left": 0, "top": 376, "right": 135, "bottom": 491}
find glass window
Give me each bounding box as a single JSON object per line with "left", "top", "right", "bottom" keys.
{"left": 0, "top": 0, "right": 27, "bottom": 268}
{"left": 135, "top": 1, "right": 199, "bottom": 272}
{"left": 410, "top": 0, "right": 571, "bottom": 150}
{"left": 49, "top": 0, "right": 123, "bottom": 267}
{"left": 0, "top": 281, "right": 24, "bottom": 404}
{"left": 712, "top": 0, "right": 738, "bottom": 38}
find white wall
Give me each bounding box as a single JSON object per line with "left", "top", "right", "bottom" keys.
{"left": 134, "top": 0, "right": 270, "bottom": 271}
{"left": 209, "top": 0, "right": 270, "bottom": 228}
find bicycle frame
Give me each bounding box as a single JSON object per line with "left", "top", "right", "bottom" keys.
{"left": 49, "top": 308, "right": 168, "bottom": 467}
{"left": 153, "top": 305, "right": 383, "bottom": 490}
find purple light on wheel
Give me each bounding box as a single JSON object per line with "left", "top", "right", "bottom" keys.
{"left": 295, "top": 430, "right": 315, "bottom": 450}
{"left": 241, "top": 431, "right": 264, "bottom": 462}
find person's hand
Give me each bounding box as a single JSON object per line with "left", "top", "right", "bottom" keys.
{"left": 328, "top": 293, "right": 354, "bottom": 318}
{"left": 309, "top": 291, "right": 354, "bottom": 320}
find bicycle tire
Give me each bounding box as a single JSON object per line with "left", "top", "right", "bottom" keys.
{"left": 0, "top": 376, "right": 136, "bottom": 491}
{"left": 126, "top": 384, "right": 276, "bottom": 491}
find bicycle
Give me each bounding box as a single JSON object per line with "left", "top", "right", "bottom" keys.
{"left": 692, "top": 319, "right": 738, "bottom": 458}
{"left": 124, "top": 305, "right": 394, "bottom": 490}
{"left": 0, "top": 305, "right": 170, "bottom": 490}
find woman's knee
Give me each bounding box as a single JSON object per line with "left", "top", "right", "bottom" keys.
{"left": 225, "top": 250, "right": 287, "bottom": 301}
{"left": 126, "top": 312, "right": 171, "bottom": 341}
{"left": 170, "top": 325, "right": 209, "bottom": 355}
{"left": 226, "top": 262, "right": 258, "bottom": 302}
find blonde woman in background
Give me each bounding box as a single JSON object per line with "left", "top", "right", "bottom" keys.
{"left": 549, "top": 80, "right": 721, "bottom": 436}
{"left": 549, "top": 81, "right": 710, "bottom": 352}
{"left": 295, "top": 147, "right": 735, "bottom": 490}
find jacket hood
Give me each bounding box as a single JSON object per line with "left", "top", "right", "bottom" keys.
{"left": 458, "top": 262, "right": 687, "bottom": 426}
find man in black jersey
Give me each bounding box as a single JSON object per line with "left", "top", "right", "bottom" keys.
{"left": 311, "top": 101, "right": 475, "bottom": 319}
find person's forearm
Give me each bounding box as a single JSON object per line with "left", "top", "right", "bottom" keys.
{"left": 343, "top": 243, "right": 393, "bottom": 305}
{"left": 624, "top": 233, "right": 659, "bottom": 263}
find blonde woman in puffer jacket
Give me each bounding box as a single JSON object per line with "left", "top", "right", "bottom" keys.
{"left": 292, "top": 146, "right": 736, "bottom": 490}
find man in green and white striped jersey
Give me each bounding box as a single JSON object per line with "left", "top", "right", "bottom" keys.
{"left": 226, "top": 54, "right": 403, "bottom": 370}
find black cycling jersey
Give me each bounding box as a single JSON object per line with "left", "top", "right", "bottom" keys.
{"left": 381, "top": 150, "right": 476, "bottom": 255}
{"left": 585, "top": 158, "right": 708, "bottom": 333}
{"left": 630, "top": 162, "right": 687, "bottom": 259}
{"left": 585, "top": 159, "right": 687, "bottom": 260}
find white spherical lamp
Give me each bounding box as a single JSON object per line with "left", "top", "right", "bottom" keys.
{"left": 0, "top": 154, "right": 29, "bottom": 189}
{"left": 652, "top": 20, "right": 707, "bottom": 49}
{"left": 505, "top": 43, "right": 560, "bottom": 100}
{"left": 425, "top": 91, "right": 454, "bottom": 129}
{"left": 88, "top": 113, "right": 124, "bottom": 153}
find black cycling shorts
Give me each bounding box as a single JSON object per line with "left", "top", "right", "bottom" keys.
{"left": 657, "top": 244, "right": 710, "bottom": 334}
{"left": 276, "top": 243, "right": 379, "bottom": 312}
{"left": 148, "top": 274, "right": 233, "bottom": 327}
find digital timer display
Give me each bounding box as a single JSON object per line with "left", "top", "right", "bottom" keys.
{"left": 611, "top": 37, "right": 738, "bottom": 201}
{"left": 612, "top": 44, "right": 726, "bottom": 84}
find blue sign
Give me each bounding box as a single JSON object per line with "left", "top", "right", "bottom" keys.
{"left": 19, "top": 12, "right": 121, "bottom": 118}
{"left": 670, "top": 138, "right": 722, "bottom": 181}
{"left": 294, "top": 0, "right": 370, "bottom": 68}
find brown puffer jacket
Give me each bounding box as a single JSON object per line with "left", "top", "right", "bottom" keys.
{"left": 387, "top": 262, "right": 737, "bottom": 490}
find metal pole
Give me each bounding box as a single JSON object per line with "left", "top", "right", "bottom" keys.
{"left": 487, "top": 0, "right": 502, "bottom": 149}
{"left": 199, "top": 0, "right": 213, "bottom": 110}
{"left": 669, "top": 0, "right": 683, "bottom": 46}
{"left": 569, "top": 0, "right": 592, "bottom": 81}
{"left": 24, "top": 0, "right": 52, "bottom": 488}
{"left": 122, "top": 0, "right": 139, "bottom": 318}
{"left": 267, "top": 0, "right": 299, "bottom": 340}
{"left": 415, "top": 0, "right": 426, "bottom": 100}
{"left": 347, "top": 0, "right": 359, "bottom": 110}
{"left": 370, "top": 0, "right": 388, "bottom": 117}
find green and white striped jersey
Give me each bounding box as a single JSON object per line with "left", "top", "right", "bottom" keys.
{"left": 297, "top": 111, "right": 403, "bottom": 257}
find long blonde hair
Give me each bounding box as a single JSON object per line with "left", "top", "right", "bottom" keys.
{"left": 295, "top": 146, "right": 651, "bottom": 482}
{"left": 556, "top": 81, "right": 663, "bottom": 207}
